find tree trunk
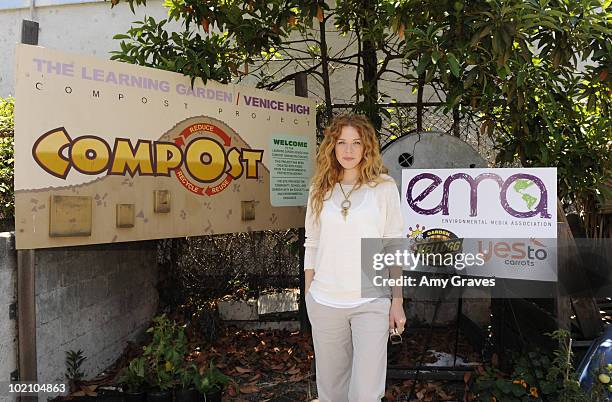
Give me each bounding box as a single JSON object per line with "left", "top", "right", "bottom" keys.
{"left": 452, "top": 106, "right": 460, "bottom": 137}
{"left": 319, "top": 18, "right": 333, "bottom": 122}
{"left": 451, "top": 3, "right": 463, "bottom": 138}
{"left": 359, "top": 0, "right": 380, "bottom": 130}
{"left": 362, "top": 37, "right": 379, "bottom": 130}
{"left": 417, "top": 74, "right": 424, "bottom": 132}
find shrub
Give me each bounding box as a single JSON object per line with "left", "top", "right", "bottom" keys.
{"left": 0, "top": 96, "right": 13, "bottom": 136}
{"left": 469, "top": 330, "right": 593, "bottom": 402}
{"left": 0, "top": 97, "right": 14, "bottom": 223}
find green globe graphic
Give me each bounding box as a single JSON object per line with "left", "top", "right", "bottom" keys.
{"left": 513, "top": 179, "right": 539, "bottom": 210}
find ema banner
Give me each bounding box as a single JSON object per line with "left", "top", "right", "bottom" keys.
{"left": 400, "top": 168, "right": 558, "bottom": 281}
{"left": 14, "top": 45, "right": 315, "bottom": 249}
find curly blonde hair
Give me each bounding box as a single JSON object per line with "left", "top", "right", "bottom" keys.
{"left": 309, "top": 114, "right": 390, "bottom": 221}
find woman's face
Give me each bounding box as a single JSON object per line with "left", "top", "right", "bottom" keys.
{"left": 334, "top": 125, "right": 363, "bottom": 170}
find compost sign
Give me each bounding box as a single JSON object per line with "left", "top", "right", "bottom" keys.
{"left": 401, "top": 168, "right": 558, "bottom": 281}
{"left": 14, "top": 45, "right": 315, "bottom": 249}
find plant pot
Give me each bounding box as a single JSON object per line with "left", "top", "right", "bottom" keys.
{"left": 174, "top": 387, "right": 198, "bottom": 402}
{"left": 146, "top": 389, "right": 172, "bottom": 402}
{"left": 97, "top": 387, "right": 124, "bottom": 402}
{"left": 202, "top": 387, "right": 222, "bottom": 402}
{"left": 123, "top": 391, "right": 146, "bottom": 402}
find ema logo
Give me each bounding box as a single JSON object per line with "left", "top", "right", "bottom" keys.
{"left": 406, "top": 172, "right": 551, "bottom": 219}
{"left": 31, "top": 119, "right": 264, "bottom": 196}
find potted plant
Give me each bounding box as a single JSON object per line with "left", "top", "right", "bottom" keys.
{"left": 118, "top": 356, "right": 147, "bottom": 402}
{"left": 144, "top": 359, "right": 175, "bottom": 402}
{"left": 65, "top": 350, "right": 86, "bottom": 394}
{"left": 142, "top": 315, "right": 188, "bottom": 402}
{"left": 95, "top": 386, "right": 124, "bottom": 402}
{"left": 174, "top": 364, "right": 199, "bottom": 402}
{"left": 64, "top": 350, "right": 98, "bottom": 401}
{"left": 193, "top": 361, "right": 230, "bottom": 402}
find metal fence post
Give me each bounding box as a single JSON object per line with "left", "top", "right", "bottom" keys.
{"left": 294, "top": 72, "right": 311, "bottom": 332}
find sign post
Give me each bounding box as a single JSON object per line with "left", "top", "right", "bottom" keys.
{"left": 17, "top": 19, "right": 40, "bottom": 400}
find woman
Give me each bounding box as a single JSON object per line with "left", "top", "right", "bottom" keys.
{"left": 304, "top": 114, "right": 407, "bottom": 402}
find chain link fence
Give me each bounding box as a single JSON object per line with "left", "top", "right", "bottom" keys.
{"left": 317, "top": 103, "right": 497, "bottom": 165}
{"left": 159, "top": 230, "right": 302, "bottom": 305}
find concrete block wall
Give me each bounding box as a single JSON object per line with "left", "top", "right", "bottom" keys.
{"left": 35, "top": 240, "right": 158, "bottom": 384}
{"left": 0, "top": 233, "right": 17, "bottom": 402}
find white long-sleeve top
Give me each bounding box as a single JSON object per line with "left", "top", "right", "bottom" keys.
{"left": 304, "top": 174, "right": 405, "bottom": 308}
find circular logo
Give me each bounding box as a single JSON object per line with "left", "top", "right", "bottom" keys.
{"left": 173, "top": 121, "right": 236, "bottom": 196}
{"left": 409, "top": 225, "right": 463, "bottom": 267}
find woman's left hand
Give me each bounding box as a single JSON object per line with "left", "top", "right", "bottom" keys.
{"left": 389, "top": 299, "right": 407, "bottom": 334}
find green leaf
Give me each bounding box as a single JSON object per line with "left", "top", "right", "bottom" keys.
{"left": 424, "top": 65, "right": 436, "bottom": 83}
{"left": 511, "top": 384, "right": 525, "bottom": 396}
{"left": 447, "top": 52, "right": 461, "bottom": 77}
{"left": 431, "top": 49, "right": 440, "bottom": 64}
{"left": 470, "top": 25, "right": 492, "bottom": 47}
{"left": 517, "top": 71, "right": 526, "bottom": 87}
{"left": 464, "top": 69, "right": 477, "bottom": 89}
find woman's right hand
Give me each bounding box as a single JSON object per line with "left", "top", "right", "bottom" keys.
{"left": 304, "top": 268, "right": 315, "bottom": 295}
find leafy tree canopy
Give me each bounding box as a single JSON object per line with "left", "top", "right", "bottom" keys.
{"left": 109, "top": 0, "right": 611, "bottom": 233}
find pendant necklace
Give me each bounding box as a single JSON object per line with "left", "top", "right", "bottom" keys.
{"left": 339, "top": 181, "right": 358, "bottom": 221}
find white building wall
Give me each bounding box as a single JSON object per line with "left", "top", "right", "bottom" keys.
{"left": 0, "top": 0, "right": 437, "bottom": 104}
{"left": 0, "top": 0, "right": 182, "bottom": 97}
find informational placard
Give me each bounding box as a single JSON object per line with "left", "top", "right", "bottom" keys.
{"left": 269, "top": 135, "right": 312, "bottom": 206}
{"left": 14, "top": 44, "right": 316, "bottom": 249}
{"left": 401, "top": 168, "right": 557, "bottom": 281}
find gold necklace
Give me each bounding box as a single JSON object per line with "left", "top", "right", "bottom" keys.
{"left": 339, "top": 182, "right": 358, "bottom": 221}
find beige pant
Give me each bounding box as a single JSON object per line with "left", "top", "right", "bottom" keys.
{"left": 306, "top": 291, "right": 390, "bottom": 402}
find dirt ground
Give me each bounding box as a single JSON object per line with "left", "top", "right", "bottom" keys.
{"left": 213, "top": 326, "right": 472, "bottom": 402}
{"left": 73, "top": 310, "right": 476, "bottom": 402}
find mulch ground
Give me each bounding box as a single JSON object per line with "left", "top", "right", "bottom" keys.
{"left": 69, "top": 306, "right": 479, "bottom": 402}
{"left": 207, "top": 326, "right": 474, "bottom": 401}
